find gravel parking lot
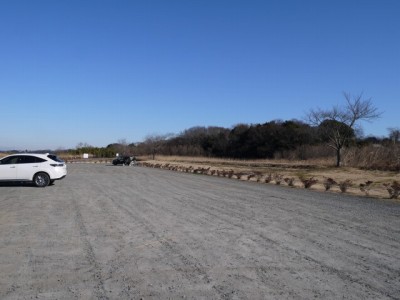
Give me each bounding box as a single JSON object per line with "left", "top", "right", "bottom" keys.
{"left": 1, "top": 163, "right": 399, "bottom": 299}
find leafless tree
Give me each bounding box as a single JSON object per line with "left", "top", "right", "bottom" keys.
{"left": 307, "top": 92, "right": 382, "bottom": 167}
{"left": 76, "top": 142, "right": 92, "bottom": 149}
{"left": 143, "top": 133, "right": 174, "bottom": 159}
{"left": 388, "top": 127, "right": 400, "bottom": 144}
{"left": 115, "top": 138, "right": 128, "bottom": 156}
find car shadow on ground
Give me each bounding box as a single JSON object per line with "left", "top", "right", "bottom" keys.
{"left": 0, "top": 182, "right": 55, "bottom": 188}
{"left": 106, "top": 164, "right": 136, "bottom": 167}
{"left": 0, "top": 182, "right": 35, "bottom": 188}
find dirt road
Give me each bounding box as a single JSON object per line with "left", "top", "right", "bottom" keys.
{"left": 1, "top": 164, "right": 399, "bottom": 299}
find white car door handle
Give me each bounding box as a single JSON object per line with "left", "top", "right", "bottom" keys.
{"left": 10, "top": 166, "right": 16, "bottom": 168}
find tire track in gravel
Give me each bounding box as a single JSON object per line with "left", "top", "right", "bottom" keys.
{"left": 135, "top": 168, "right": 400, "bottom": 298}
{"left": 159, "top": 170, "right": 400, "bottom": 246}
{"left": 89, "top": 176, "right": 385, "bottom": 298}
{"left": 79, "top": 179, "right": 154, "bottom": 299}
{"left": 91, "top": 184, "right": 229, "bottom": 299}
{"left": 159, "top": 175, "right": 399, "bottom": 251}
{"left": 180, "top": 190, "right": 400, "bottom": 264}
{"left": 70, "top": 189, "right": 109, "bottom": 300}
{"left": 172, "top": 191, "right": 400, "bottom": 298}
{"left": 77, "top": 172, "right": 144, "bottom": 279}
{"left": 159, "top": 170, "right": 400, "bottom": 260}
{"left": 80, "top": 174, "right": 237, "bottom": 298}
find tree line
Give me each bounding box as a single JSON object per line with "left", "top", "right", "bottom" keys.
{"left": 63, "top": 122, "right": 398, "bottom": 170}
{"left": 62, "top": 93, "right": 399, "bottom": 170}
{"left": 138, "top": 121, "right": 321, "bottom": 159}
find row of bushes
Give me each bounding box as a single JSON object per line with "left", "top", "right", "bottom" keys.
{"left": 138, "top": 161, "right": 400, "bottom": 199}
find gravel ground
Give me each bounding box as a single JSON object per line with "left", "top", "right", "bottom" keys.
{"left": 0, "top": 164, "right": 399, "bottom": 299}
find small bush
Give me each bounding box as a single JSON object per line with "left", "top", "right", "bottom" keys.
{"left": 235, "top": 172, "right": 245, "bottom": 180}
{"left": 383, "top": 181, "right": 400, "bottom": 199}
{"left": 284, "top": 177, "right": 295, "bottom": 187}
{"left": 339, "top": 180, "right": 352, "bottom": 193}
{"left": 300, "top": 176, "right": 318, "bottom": 189}
{"left": 323, "top": 178, "right": 337, "bottom": 191}
{"left": 255, "top": 172, "right": 263, "bottom": 182}
{"left": 264, "top": 173, "right": 273, "bottom": 183}
{"left": 359, "top": 181, "right": 373, "bottom": 196}
{"left": 247, "top": 174, "right": 255, "bottom": 181}
{"left": 274, "top": 174, "right": 283, "bottom": 185}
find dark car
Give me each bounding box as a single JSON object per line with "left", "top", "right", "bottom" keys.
{"left": 112, "top": 156, "right": 135, "bottom": 166}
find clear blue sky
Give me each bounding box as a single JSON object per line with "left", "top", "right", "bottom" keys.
{"left": 1, "top": 0, "right": 399, "bottom": 150}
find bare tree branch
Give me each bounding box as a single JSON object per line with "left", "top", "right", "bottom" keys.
{"left": 306, "top": 92, "right": 381, "bottom": 167}
{"left": 343, "top": 92, "right": 382, "bottom": 127}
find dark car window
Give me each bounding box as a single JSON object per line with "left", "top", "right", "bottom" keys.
{"left": 17, "top": 156, "right": 46, "bottom": 164}
{"left": 47, "top": 155, "right": 64, "bottom": 163}
{"left": 0, "top": 156, "right": 20, "bottom": 165}
{"left": 35, "top": 157, "right": 46, "bottom": 163}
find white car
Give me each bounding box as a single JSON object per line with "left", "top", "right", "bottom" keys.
{"left": 0, "top": 153, "right": 67, "bottom": 187}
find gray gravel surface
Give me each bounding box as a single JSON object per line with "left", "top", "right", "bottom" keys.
{"left": 1, "top": 164, "right": 399, "bottom": 299}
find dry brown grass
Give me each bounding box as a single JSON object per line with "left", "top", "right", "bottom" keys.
{"left": 138, "top": 155, "right": 400, "bottom": 200}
